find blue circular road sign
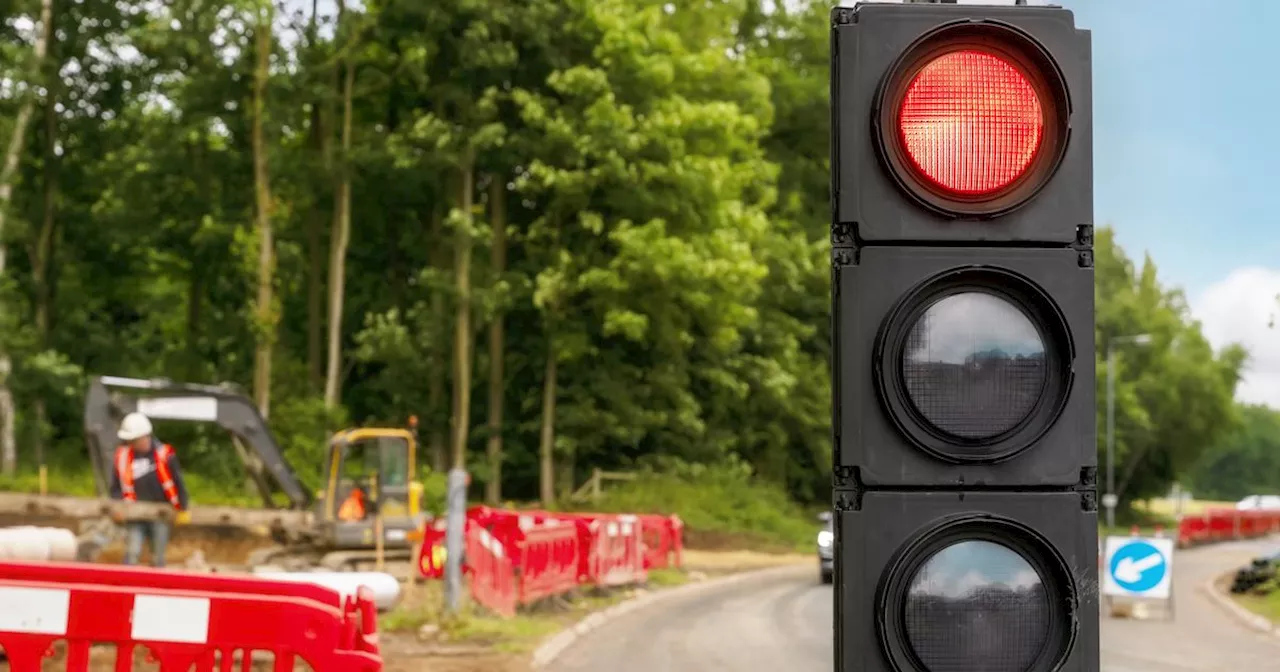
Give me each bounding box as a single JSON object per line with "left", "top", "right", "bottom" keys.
{"left": 1108, "top": 539, "right": 1167, "bottom": 594}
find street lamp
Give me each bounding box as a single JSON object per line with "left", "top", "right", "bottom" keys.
{"left": 1104, "top": 332, "right": 1153, "bottom": 529}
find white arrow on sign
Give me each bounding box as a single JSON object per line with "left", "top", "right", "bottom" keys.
{"left": 1114, "top": 552, "right": 1164, "bottom": 583}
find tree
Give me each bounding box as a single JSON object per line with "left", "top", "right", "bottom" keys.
{"left": 1188, "top": 404, "right": 1280, "bottom": 501}
{"left": 0, "top": 0, "right": 55, "bottom": 475}
{"left": 1093, "top": 227, "right": 1247, "bottom": 506}
{"left": 323, "top": 0, "right": 358, "bottom": 410}
{"left": 250, "top": 0, "right": 277, "bottom": 418}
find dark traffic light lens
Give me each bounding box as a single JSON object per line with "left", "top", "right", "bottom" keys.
{"left": 874, "top": 266, "right": 1075, "bottom": 464}
{"left": 899, "top": 50, "right": 1044, "bottom": 196}
{"left": 877, "top": 517, "right": 1076, "bottom": 672}
{"left": 902, "top": 292, "right": 1047, "bottom": 441}
{"left": 904, "top": 539, "right": 1051, "bottom": 672}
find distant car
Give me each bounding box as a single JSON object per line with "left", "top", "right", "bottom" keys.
{"left": 817, "top": 511, "right": 833, "bottom": 584}
{"left": 1236, "top": 495, "right": 1280, "bottom": 510}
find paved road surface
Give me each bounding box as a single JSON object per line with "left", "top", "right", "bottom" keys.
{"left": 547, "top": 539, "right": 1280, "bottom": 672}
{"left": 1101, "top": 537, "right": 1279, "bottom": 672}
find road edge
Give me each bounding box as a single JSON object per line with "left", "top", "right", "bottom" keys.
{"left": 1198, "top": 572, "right": 1279, "bottom": 636}
{"left": 529, "top": 562, "right": 808, "bottom": 669}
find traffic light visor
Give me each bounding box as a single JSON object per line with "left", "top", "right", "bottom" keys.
{"left": 876, "top": 22, "right": 1070, "bottom": 217}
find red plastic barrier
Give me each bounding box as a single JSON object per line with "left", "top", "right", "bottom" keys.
{"left": 465, "top": 520, "right": 517, "bottom": 618}
{"left": 1175, "top": 508, "right": 1280, "bottom": 548}
{"left": 580, "top": 514, "right": 646, "bottom": 587}
{"left": 637, "top": 514, "right": 684, "bottom": 570}
{"left": 414, "top": 507, "right": 684, "bottom": 616}
{"left": 518, "top": 523, "right": 583, "bottom": 604}
{"left": 0, "top": 560, "right": 381, "bottom": 671}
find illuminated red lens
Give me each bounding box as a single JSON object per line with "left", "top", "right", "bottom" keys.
{"left": 898, "top": 50, "right": 1044, "bottom": 196}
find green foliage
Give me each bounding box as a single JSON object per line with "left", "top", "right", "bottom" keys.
{"left": 0, "top": 0, "right": 1250, "bottom": 526}
{"left": 583, "top": 456, "right": 817, "bottom": 551}
{"left": 1093, "top": 228, "right": 1246, "bottom": 506}
{"left": 1188, "top": 404, "right": 1280, "bottom": 501}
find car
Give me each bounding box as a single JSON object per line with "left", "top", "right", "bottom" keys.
{"left": 817, "top": 511, "right": 834, "bottom": 584}
{"left": 1235, "top": 495, "right": 1280, "bottom": 510}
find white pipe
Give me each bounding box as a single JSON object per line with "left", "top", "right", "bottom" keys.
{"left": 250, "top": 570, "right": 403, "bottom": 611}
{"left": 0, "top": 526, "right": 78, "bottom": 562}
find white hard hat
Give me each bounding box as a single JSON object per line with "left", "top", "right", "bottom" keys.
{"left": 117, "top": 412, "right": 154, "bottom": 441}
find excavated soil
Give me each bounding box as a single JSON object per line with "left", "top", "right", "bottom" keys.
{"left": 0, "top": 511, "right": 276, "bottom": 566}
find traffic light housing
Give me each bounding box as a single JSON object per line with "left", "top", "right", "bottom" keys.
{"left": 830, "top": 3, "right": 1098, "bottom": 671}
{"left": 831, "top": 2, "right": 1093, "bottom": 241}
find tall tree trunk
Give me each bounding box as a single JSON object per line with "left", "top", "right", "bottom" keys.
{"left": 0, "top": 0, "right": 55, "bottom": 475}
{"left": 484, "top": 179, "right": 507, "bottom": 505}
{"left": 307, "top": 207, "right": 325, "bottom": 389}
{"left": 428, "top": 208, "right": 447, "bottom": 472}
{"left": 323, "top": 26, "right": 355, "bottom": 409}
{"left": 31, "top": 42, "right": 60, "bottom": 469}
{"left": 304, "top": 0, "right": 327, "bottom": 389}
{"left": 186, "top": 268, "right": 203, "bottom": 379}
{"left": 449, "top": 149, "right": 476, "bottom": 469}
{"left": 251, "top": 2, "right": 276, "bottom": 419}
{"left": 538, "top": 336, "right": 558, "bottom": 507}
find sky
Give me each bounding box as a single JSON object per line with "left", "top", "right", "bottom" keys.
{"left": 1047, "top": 0, "right": 1280, "bottom": 409}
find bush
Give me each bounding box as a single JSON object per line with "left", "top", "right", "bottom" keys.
{"left": 577, "top": 455, "right": 818, "bottom": 552}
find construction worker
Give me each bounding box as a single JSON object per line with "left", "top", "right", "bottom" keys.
{"left": 108, "top": 412, "right": 190, "bottom": 567}
{"left": 337, "top": 487, "right": 367, "bottom": 521}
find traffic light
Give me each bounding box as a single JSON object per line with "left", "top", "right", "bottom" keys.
{"left": 830, "top": 2, "right": 1098, "bottom": 671}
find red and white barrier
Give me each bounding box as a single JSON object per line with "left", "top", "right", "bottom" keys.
{"left": 0, "top": 561, "right": 382, "bottom": 671}
{"left": 414, "top": 506, "right": 684, "bottom": 617}
{"left": 1176, "top": 508, "right": 1280, "bottom": 548}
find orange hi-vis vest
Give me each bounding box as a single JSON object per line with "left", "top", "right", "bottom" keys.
{"left": 115, "top": 443, "right": 182, "bottom": 509}
{"left": 338, "top": 489, "right": 367, "bottom": 522}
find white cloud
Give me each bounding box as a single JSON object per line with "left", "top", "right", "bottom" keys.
{"left": 1192, "top": 267, "right": 1280, "bottom": 408}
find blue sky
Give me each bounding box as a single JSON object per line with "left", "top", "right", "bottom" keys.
{"left": 1059, "top": 0, "right": 1280, "bottom": 407}
{"left": 1061, "top": 0, "right": 1280, "bottom": 294}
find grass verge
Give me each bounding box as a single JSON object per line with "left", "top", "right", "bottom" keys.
{"left": 568, "top": 459, "right": 820, "bottom": 553}
{"left": 380, "top": 567, "right": 692, "bottom": 654}
{"left": 1231, "top": 590, "right": 1280, "bottom": 624}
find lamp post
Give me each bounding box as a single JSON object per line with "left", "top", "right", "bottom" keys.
{"left": 1104, "top": 333, "right": 1153, "bottom": 529}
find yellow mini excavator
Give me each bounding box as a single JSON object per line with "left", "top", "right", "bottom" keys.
{"left": 84, "top": 375, "right": 429, "bottom": 571}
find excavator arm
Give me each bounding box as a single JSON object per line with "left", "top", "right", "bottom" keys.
{"left": 84, "top": 375, "right": 312, "bottom": 510}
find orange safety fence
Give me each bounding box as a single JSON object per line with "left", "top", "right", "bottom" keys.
{"left": 0, "top": 560, "right": 381, "bottom": 671}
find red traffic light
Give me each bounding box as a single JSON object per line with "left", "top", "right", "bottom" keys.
{"left": 876, "top": 23, "right": 1070, "bottom": 218}
{"left": 899, "top": 50, "right": 1044, "bottom": 196}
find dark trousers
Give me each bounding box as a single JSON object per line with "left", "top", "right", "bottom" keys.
{"left": 123, "top": 519, "right": 172, "bottom": 567}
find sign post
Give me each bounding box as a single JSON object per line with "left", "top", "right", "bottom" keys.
{"left": 1102, "top": 535, "right": 1176, "bottom": 621}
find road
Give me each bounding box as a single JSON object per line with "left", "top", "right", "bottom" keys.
{"left": 546, "top": 539, "right": 1280, "bottom": 672}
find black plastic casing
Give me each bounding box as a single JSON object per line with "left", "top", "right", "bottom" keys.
{"left": 831, "top": 2, "right": 1093, "bottom": 243}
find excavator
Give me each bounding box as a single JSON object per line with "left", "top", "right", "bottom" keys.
{"left": 83, "top": 375, "right": 429, "bottom": 571}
